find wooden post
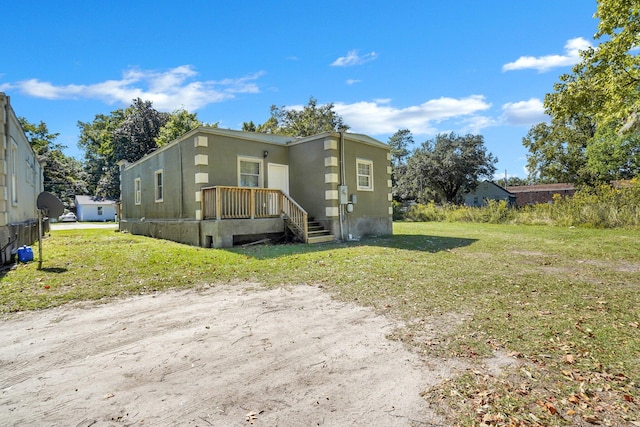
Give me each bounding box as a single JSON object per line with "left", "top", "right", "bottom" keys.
{"left": 303, "top": 212, "right": 308, "bottom": 243}
{"left": 215, "top": 187, "right": 221, "bottom": 220}
{"left": 38, "top": 209, "right": 43, "bottom": 269}
{"left": 250, "top": 188, "right": 255, "bottom": 219}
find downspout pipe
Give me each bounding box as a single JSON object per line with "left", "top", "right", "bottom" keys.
{"left": 179, "top": 144, "right": 183, "bottom": 219}
{"left": 339, "top": 130, "right": 345, "bottom": 241}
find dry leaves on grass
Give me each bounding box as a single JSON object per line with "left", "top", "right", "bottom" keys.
{"left": 423, "top": 362, "right": 640, "bottom": 427}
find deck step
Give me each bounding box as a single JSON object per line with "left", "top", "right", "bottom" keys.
{"left": 308, "top": 228, "right": 330, "bottom": 235}
{"left": 284, "top": 216, "right": 335, "bottom": 244}
{"left": 306, "top": 219, "right": 333, "bottom": 243}
{"left": 307, "top": 234, "right": 336, "bottom": 244}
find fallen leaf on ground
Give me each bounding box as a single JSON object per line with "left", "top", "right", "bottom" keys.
{"left": 584, "top": 415, "right": 600, "bottom": 424}
{"left": 545, "top": 401, "right": 559, "bottom": 415}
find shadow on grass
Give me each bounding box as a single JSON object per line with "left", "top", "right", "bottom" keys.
{"left": 231, "top": 234, "right": 478, "bottom": 259}
{"left": 0, "top": 265, "right": 14, "bottom": 281}
{"left": 0, "top": 263, "right": 68, "bottom": 281}
{"left": 37, "top": 266, "right": 68, "bottom": 273}
{"left": 360, "top": 234, "right": 478, "bottom": 252}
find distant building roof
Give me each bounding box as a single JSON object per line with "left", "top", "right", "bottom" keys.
{"left": 506, "top": 183, "right": 575, "bottom": 194}
{"left": 488, "top": 180, "right": 515, "bottom": 195}
{"left": 612, "top": 180, "right": 636, "bottom": 189}
{"left": 75, "top": 195, "right": 117, "bottom": 205}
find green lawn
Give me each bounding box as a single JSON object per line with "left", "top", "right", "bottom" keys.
{"left": 1, "top": 222, "right": 638, "bottom": 425}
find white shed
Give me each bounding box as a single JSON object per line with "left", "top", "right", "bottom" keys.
{"left": 75, "top": 195, "right": 118, "bottom": 222}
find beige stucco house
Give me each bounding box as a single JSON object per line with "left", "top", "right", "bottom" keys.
{"left": 119, "top": 127, "right": 393, "bottom": 248}
{"left": 0, "top": 93, "right": 44, "bottom": 263}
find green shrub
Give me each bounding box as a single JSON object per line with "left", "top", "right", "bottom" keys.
{"left": 399, "top": 180, "right": 640, "bottom": 228}
{"left": 406, "top": 201, "right": 447, "bottom": 222}
{"left": 522, "top": 180, "right": 640, "bottom": 228}
{"left": 391, "top": 200, "right": 405, "bottom": 221}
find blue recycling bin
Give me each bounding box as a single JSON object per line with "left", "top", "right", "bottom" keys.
{"left": 17, "top": 246, "right": 34, "bottom": 263}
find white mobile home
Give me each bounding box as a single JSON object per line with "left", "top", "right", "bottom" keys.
{"left": 0, "top": 93, "right": 44, "bottom": 263}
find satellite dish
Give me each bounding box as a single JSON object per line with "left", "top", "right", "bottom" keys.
{"left": 37, "top": 191, "right": 65, "bottom": 218}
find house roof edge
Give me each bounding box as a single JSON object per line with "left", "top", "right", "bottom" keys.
{"left": 287, "top": 131, "right": 388, "bottom": 149}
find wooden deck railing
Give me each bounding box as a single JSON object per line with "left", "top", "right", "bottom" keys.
{"left": 201, "top": 186, "right": 309, "bottom": 242}
{"left": 281, "top": 193, "right": 309, "bottom": 243}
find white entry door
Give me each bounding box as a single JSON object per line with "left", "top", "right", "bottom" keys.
{"left": 268, "top": 163, "right": 289, "bottom": 194}
{"left": 267, "top": 163, "right": 289, "bottom": 215}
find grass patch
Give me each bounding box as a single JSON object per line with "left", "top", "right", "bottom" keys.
{"left": 1, "top": 223, "right": 639, "bottom": 425}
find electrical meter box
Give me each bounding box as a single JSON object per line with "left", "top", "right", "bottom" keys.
{"left": 338, "top": 185, "right": 348, "bottom": 204}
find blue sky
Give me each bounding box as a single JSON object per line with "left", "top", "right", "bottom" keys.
{"left": 2, "top": 1, "right": 599, "bottom": 179}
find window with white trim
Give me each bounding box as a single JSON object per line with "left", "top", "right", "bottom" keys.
{"left": 26, "top": 158, "right": 33, "bottom": 185}
{"left": 238, "top": 157, "right": 262, "bottom": 188}
{"left": 134, "top": 178, "right": 142, "bottom": 205}
{"left": 356, "top": 158, "right": 374, "bottom": 191}
{"left": 97, "top": 206, "right": 103, "bottom": 216}
{"left": 11, "top": 142, "right": 18, "bottom": 205}
{"left": 154, "top": 169, "right": 164, "bottom": 202}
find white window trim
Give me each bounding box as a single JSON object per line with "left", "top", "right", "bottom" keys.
{"left": 11, "top": 142, "right": 18, "bottom": 205}
{"left": 356, "top": 158, "right": 374, "bottom": 191}
{"left": 237, "top": 156, "right": 263, "bottom": 188}
{"left": 154, "top": 169, "right": 164, "bottom": 202}
{"left": 134, "top": 177, "right": 142, "bottom": 205}
{"left": 25, "top": 158, "right": 33, "bottom": 186}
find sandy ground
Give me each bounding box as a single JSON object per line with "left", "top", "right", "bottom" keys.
{"left": 0, "top": 284, "right": 473, "bottom": 426}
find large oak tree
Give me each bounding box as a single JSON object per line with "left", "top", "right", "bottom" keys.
{"left": 19, "top": 118, "right": 88, "bottom": 208}
{"left": 78, "top": 100, "right": 206, "bottom": 199}
{"left": 400, "top": 132, "right": 497, "bottom": 203}
{"left": 243, "top": 97, "right": 349, "bottom": 137}
{"left": 525, "top": 0, "right": 640, "bottom": 184}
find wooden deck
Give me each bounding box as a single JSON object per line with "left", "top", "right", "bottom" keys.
{"left": 201, "top": 186, "right": 333, "bottom": 244}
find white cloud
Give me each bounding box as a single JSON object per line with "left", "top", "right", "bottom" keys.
{"left": 333, "top": 96, "right": 492, "bottom": 135}
{"left": 460, "top": 115, "right": 497, "bottom": 134}
{"left": 3, "top": 66, "right": 265, "bottom": 111}
{"left": 502, "top": 37, "right": 592, "bottom": 72}
{"left": 331, "top": 50, "right": 378, "bottom": 67}
{"left": 331, "top": 97, "right": 547, "bottom": 141}
{"left": 346, "top": 79, "right": 361, "bottom": 85}
{"left": 500, "top": 98, "right": 549, "bottom": 126}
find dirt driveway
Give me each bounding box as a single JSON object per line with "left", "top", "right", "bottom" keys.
{"left": 0, "top": 284, "right": 469, "bottom": 426}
